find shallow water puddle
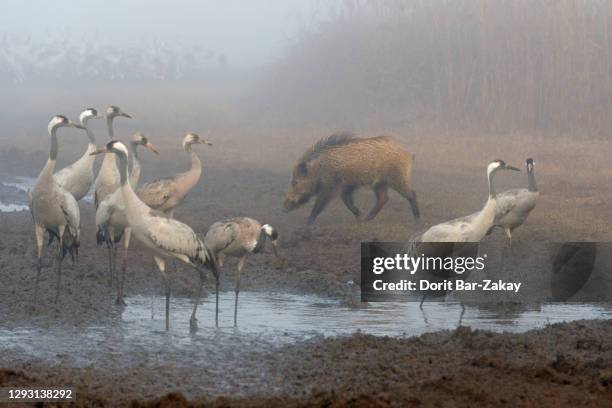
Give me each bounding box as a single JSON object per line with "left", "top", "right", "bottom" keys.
{"left": 1, "top": 292, "right": 612, "bottom": 367}
{"left": 0, "top": 176, "right": 93, "bottom": 212}
{"left": 131, "top": 292, "right": 612, "bottom": 336}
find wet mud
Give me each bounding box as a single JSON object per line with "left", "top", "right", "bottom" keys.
{"left": 2, "top": 132, "right": 612, "bottom": 406}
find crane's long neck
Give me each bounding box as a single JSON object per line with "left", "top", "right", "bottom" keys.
{"left": 40, "top": 126, "right": 59, "bottom": 180}
{"left": 467, "top": 167, "right": 500, "bottom": 240}
{"left": 117, "top": 150, "right": 147, "bottom": 218}
{"left": 83, "top": 119, "right": 95, "bottom": 144}
{"left": 99, "top": 116, "right": 119, "bottom": 181}
{"left": 183, "top": 144, "right": 202, "bottom": 188}
{"left": 527, "top": 168, "right": 537, "bottom": 192}
{"left": 254, "top": 229, "right": 268, "bottom": 253}
{"left": 473, "top": 196, "right": 498, "bottom": 240}
{"left": 129, "top": 142, "right": 141, "bottom": 187}
{"left": 106, "top": 116, "right": 115, "bottom": 139}
{"left": 487, "top": 169, "right": 497, "bottom": 198}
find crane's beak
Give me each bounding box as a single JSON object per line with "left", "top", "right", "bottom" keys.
{"left": 69, "top": 121, "right": 86, "bottom": 130}
{"left": 506, "top": 165, "right": 521, "bottom": 171}
{"left": 120, "top": 112, "right": 132, "bottom": 119}
{"left": 96, "top": 113, "right": 105, "bottom": 119}
{"left": 198, "top": 139, "right": 213, "bottom": 146}
{"left": 89, "top": 147, "right": 109, "bottom": 156}
{"left": 271, "top": 239, "right": 280, "bottom": 258}
{"left": 145, "top": 142, "right": 159, "bottom": 155}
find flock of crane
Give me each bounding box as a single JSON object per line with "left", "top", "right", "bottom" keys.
{"left": 30, "top": 106, "right": 278, "bottom": 330}
{"left": 27, "top": 105, "right": 539, "bottom": 332}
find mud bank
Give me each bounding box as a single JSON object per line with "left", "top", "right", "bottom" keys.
{"left": 2, "top": 134, "right": 612, "bottom": 406}
{"left": 1, "top": 320, "right": 611, "bottom": 407}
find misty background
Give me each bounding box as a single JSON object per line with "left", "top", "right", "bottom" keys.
{"left": 0, "top": 0, "right": 611, "bottom": 142}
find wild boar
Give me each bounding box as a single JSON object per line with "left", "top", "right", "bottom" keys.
{"left": 283, "top": 132, "right": 420, "bottom": 224}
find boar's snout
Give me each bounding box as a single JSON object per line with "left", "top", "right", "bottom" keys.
{"left": 283, "top": 198, "right": 297, "bottom": 212}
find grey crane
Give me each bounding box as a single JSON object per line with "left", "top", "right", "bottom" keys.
{"left": 93, "top": 106, "right": 132, "bottom": 208}
{"left": 408, "top": 160, "right": 520, "bottom": 319}
{"left": 95, "top": 133, "right": 158, "bottom": 303}
{"left": 53, "top": 108, "right": 103, "bottom": 201}
{"left": 137, "top": 133, "right": 211, "bottom": 217}
{"left": 31, "top": 116, "right": 85, "bottom": 301}
{"left": 204, "top": 217, "right": 279, "bottom": 326}
{"left": 488, "top": 158, "right": 538, "bottom": 246}
{"left": 91, "top": 141, "right": 217, "bottom": 331}
{"left": 415, "top": 160, "right": 520, "bottom": 243}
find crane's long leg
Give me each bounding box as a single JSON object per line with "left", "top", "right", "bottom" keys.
{"left": 215, "top": 269, "right": 220, "bottom": 328}
{"left": 505, "top": 228, "right": 513, "bottom": 249}
{"left": 419, "top": 293, "right": 429, "bottom": 324}
{"left": 458, "top": 302, "right": 466, "bottom": 327}
{"left": 55, "top": 225, "right": 65, "bottom": 303}
{"left": 117, "top": 228, "right": 131, "bottom": 306}
{"left": 112, "top": 245, "right": 118, "bottom": 288}
{"left": 34, "top": 225, "right": 45, "bottom": 301}
{"left": 190, "top": 268, "right": 206, "bottom": 331}
{"left": 106, "top": 241, "right": 114, "bottom": 287}
{"left": 234, "top": 256, "right": 246, "bottom": 327}
{"left": 154, "top": 256, "right": 169, "bottom": 330}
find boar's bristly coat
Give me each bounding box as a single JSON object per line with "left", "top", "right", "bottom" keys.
{"left": 283, "top": 132, "right": 420, "bottom": 224}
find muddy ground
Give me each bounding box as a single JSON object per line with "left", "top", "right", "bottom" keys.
{"left": 2, "top": 122, "right": 612, "bottom": 406}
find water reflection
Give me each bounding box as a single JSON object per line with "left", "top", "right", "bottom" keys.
{"left": 1, "top": 292, "right": 611, "bottom": 367}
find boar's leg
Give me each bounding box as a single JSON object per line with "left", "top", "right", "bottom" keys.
{"left": 307, "top": 189, "right": 334, "bottom": 224}
{"left": 364, "top": 183, "right": 389, "bottom": 221}
{"left": 341, "top": 186, "right": 361, "bottom": 219}
{"left": 392, "top": 183, "right": 421, "bottom": 220}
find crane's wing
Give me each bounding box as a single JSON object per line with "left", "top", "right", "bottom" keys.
{"left": 95, "top": 190, "right": 124, "bottom": 244}
{"left": 145, "top": 214, "right": 213, "bottom": 267}
{"left": 53, "top": 166, "right": 69, "bottom": 188}
{"left": 94, "top": 189, "right": 101, "bottom": 209}
{"left": 494, "top": 189, "right": 524, "bottom": 219}
{"left": 419, "top": 214, "right": 478, "bottom": 243}
{"left": 27, "top": 189, "right": 34, "bottom": 221}
{"left": 137, "top": 178, "right": 176, "bottom": 209}
{"left": 58, "top": 188, "right": 80, "bottom": 234}
{"left": 204, "top": 221, "right": 238, "bottom": 253}
{"left": 57, "top": 187, "right": 80, "bottom": 251}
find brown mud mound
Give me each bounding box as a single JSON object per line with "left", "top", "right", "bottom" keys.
{"left": 2, "top": 320, "right": 611, "bottom": 407}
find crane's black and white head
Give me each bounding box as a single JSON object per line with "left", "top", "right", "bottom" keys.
{"left": 106, "top": 105, "right": 132, "bottom": 120}
{"left": 131, "top": 132, "right": 159, "bottom": 154}
{"left": 182, "top": 133, "right": 212, "bottom": 151}
{"left": 79, "top": 108, "right": 103, "bottom": 124}
{"left": 526, "top": 158, "right": 535, "bottom": 173}
{"left": 90, "top": 140, "right": 129, "bottom": 159}
{"left": 48, "top": 115, "right": 85, "bottom": 134}
{"left": 260, "top": 224, "right": 280, "bottom": 257}
{"left": 487, "top": 159, "right": 520, "bottom": 177}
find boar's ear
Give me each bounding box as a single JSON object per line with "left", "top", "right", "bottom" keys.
{"left": 296, "top": 162, "right": 308, "bottom": 177}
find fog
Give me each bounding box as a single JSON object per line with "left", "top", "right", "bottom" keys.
{"left": 0, "top": 0, "right": 325, "bottom": 69}
{"left": 0, "top": 0, "right": 611, "bottom": 141}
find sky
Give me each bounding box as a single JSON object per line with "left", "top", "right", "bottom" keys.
{"left": 0, "top": 0, "right": 329, "bottom": 67}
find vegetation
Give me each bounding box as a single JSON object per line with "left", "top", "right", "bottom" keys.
{"left": 256, "top": 0, "right": 612, "bottom": 137}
